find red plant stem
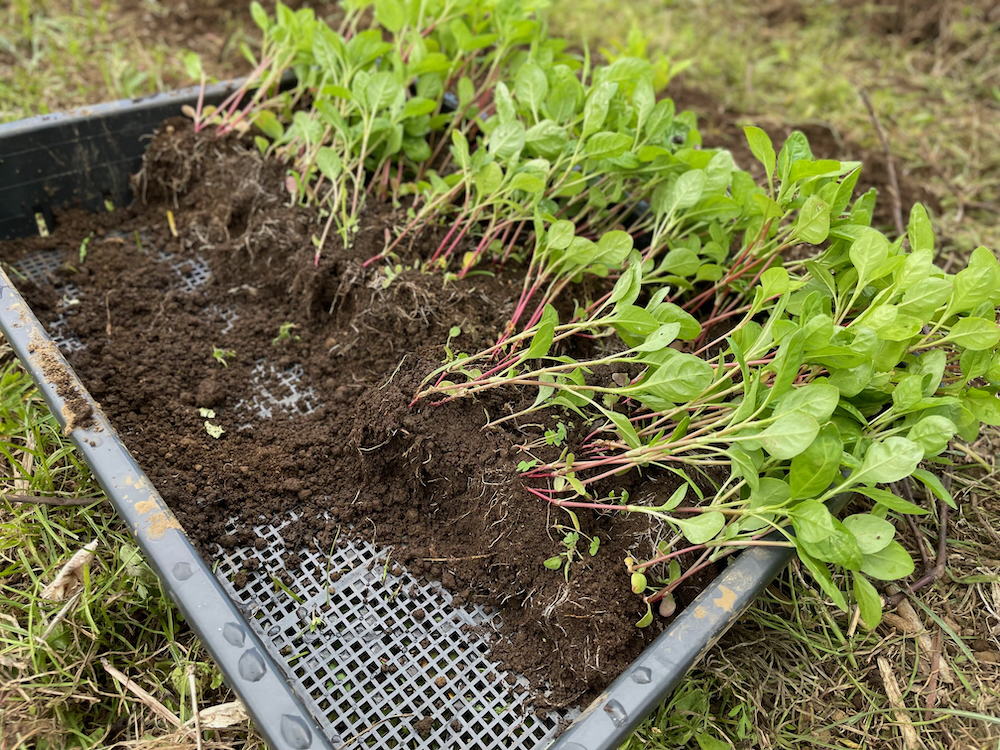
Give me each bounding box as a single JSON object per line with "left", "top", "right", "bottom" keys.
{"left": 499, "top": 221, "right": 526, "bottom": 267}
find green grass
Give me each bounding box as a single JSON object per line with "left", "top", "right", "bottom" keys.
{"left": 3, "top": 0, "right": 1000, "bottom": 748}
{"left": 0, "top": 353, "right": 263, "bottom": 748}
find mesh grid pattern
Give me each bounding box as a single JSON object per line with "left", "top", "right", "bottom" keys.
{"left": 234, "top": 361, "right": 322, "bottom": 420}
{"left": 12, "top": 251, "right": 84, "bottom": 351}
{"left": 215, "top": 514, "right": 569, "bottom": 748}
{"left": 15, "top": 246, "right": 576, "bottom": 748}
{"left": 157, "top": 250, "right": 211, "bottom": 292}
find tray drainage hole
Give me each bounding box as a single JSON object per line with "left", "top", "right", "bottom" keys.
{"left": 223, "top": 622, "right": 246, "bottom": 647}
{"left": 603, "top": 699, "right": 628, "bottom": 727}
{"left": 631, "top": 667, "right": 652, "bottom": 684}
{"left": 280, "top": 714, "right": 313, "bottom": 748}
{"left": 172, "top": 562, "right": 194, "bottom": 581}
{"left": 238, "top": 649, "right": 267, "bottom": 682}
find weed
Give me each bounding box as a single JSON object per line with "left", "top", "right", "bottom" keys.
{"left": 272, "top": 321, "right": 300, "bottom": 345}
{"left": 212, "top": 346, "right": 236, "bottom": 367}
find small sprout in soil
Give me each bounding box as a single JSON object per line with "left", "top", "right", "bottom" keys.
{"left": 78, "top": 234, "right": 92, "bottom": 264}
{"left": 517, "top": 459, "right": 539, "bottom": 473}
{"left": 199, "top": 408, "right": 225, "bottom": 439}
{"left": 166, "top": 209, "right": 178, "bottom": 238}
{"left": 272, "top": 322, "right": 300, "bottom": 345}
{"left": 212, "top": 347, "right": 236, "bottom": 367}
{"left": 544, "top": 422, "right": 570, "bottom": 447}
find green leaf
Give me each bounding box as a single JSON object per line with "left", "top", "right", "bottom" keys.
{"left": 853, "top": 486, "right": 929, "bottom": 515}
{"left": 855, "top": 437, "right": 923, "bottom": 484}
{"left": 759, "top": 267, "right": 789, "bottom": 299}
{"left": 860, "top": 540, "right": 914, "bottom": 581}
{"left": 907, "top": 203, "right": 934, "bottom": 253}
{"left": 911, "top": 468, "right": 956, "bottom": 509}
{"left": 853, "top": 573, "right": 883, "bottom": 628}
{"left": 253, "top": 110, "right": 284, "bottom": 141}
{"left": 695, "top": 734, "right": 732, "bottom": 750}
{"left": 400, "top": 96, "right": 437, "bottom": 120}
{"left": 842, "top": 514, "right": 895, "bottom": 555}
{"left": 494, "top": 81, "right": 516, "bottom": 124}
{"left": 906, "top": 415, "right": 956, "bottom": 456}
{"left": 457, "top": 76, "right": 475, "bottom": 108}
{"left": 543, "top": 556, "right": 563, "bottom": 570}
{"left": 636, "top": 603, "right": 654, "bottom": 628}
{"left": 727, "top": 447, "right": 760, "bottom": 492}
{"left": 450, "top": 130, "right": 470, "bottom": 170}
{"left": 794, "top": 194, "right": 830, "bottom": 244}
{"left": 848, "top": 228, "right": 889, "bottom": 287}
{"left": 633, "top": 323, "right": 681, "bottom": 353}
{"left": 601, "top": 408, "right": 642, "bottom": 449}
{"left": 744, "top": 126, "right": 776, "bottom": 186}
{"left": 582, "top": 81, "right": 617, "bottom": 139}
{"left": 250, "top": 1, "right": 270, "bottom": 30}
{"left": 789, "top": 424, "right": 843, "bottom": 499}
{"left": 640, "top": 354, "right": 714, "bottom": 402}
{"left": 946, "top": 317, "right": 1000, "bottom": 351}
{"left": 547, "top": 220, "right": 575, "bottom": 250}
{"left": 962, "top": 388, "right": 1000, "bottom": 425}
{"left": 488, "top": 121, "right": 526, "bottom": 161}
{"left": 609, "top": 254, "right": 642, "bottom": 309}
{"left": 508, "top": 172, "right": 544, "bottom": 194}
{"left": 792, "top": 500, "right": 862, "bottom": 570}
{"left": 183, "top": 51, "right": 203, "bottom": 81}
{"left": 594, "top": 230, "right": 633, "bottom": 268}
{"left": 796, "top": 544, "right": 848, "bottom": 611}
{"left": 524, "top": 305, "right": 558, "bottom": 360}
{"left": 315, "top": 146, "right": 342, "bottom": 181}
{"left": 674, "top": 511, "right": 726, "bottom": 544}
{"left": 671, "top": 169, "right": 707, "bottom": 211}
{"left": 525, "top": 120, "right": 568, "bottom": 159}
{"left": 366, "top": 71, "right": 403, "bottom": 110}
{"left": 475, "top": 161, "right": 504, "bottom": 195}
{"left": 757, "top": 413, "right": 820, "bottom": 460}
{"left": 892, "top": 373, "right": 924, "bottom": 412}
{"left": 950, "top": 265, "right": 998, "bottom": 313}
{"left": 585, "top": 131, "right": 633, "bottom": 161}
{"left": 896, "top": 277, "right": 951, "bottom": 321}
{"left": 774, "top": 382, "right": 840, "bottom": 422}
{"left": 514, "top": 62, "right": 548, "bottom": 114}
{"left": 374, "top": 0, "right": 405, "bottom": 32}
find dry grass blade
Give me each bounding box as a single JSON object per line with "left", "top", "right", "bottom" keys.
{"left": 188, "top": 663, "right": 204, "bottom": 750}
{"left": 40, "top": 540, "right": 98, "bottom": 601}
{"left": 877, "top": 656, "right": 920, "bottom": 749}
{"left": 2, "top": 493, "right": 104, "bottom": 507}
{"left": 101, "top": 658, "right": 181, "bottom": 729}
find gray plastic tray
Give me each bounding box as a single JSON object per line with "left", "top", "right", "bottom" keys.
{"left": 0, "top": 81, "right": 843, "bottom": 750}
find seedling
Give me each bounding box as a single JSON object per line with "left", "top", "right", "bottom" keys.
{"left": 543, "top": 523, "right": 601, "bottom": 581}
{"left": 78, "top": 234, "right": 92, "bottom": 264}
{"left": 272, "top": 322, "right": 300, "bottom": 345}
{"left": 199, "top": 408, "right": 225, "bottom": 439}
{"left": 212, "top": 347, "right": 236, "bottom": 367}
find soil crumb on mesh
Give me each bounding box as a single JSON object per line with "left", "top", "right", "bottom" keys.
{"left": 1, "top": 119, "right": 714, "bottom": 707}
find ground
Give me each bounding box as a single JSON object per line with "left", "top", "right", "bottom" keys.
{"left": 1, "top": 0, "right": 999, "bottom": 748}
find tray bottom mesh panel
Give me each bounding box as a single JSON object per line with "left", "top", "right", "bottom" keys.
{"left": 216, "top": 516, "right": 570, "bottom": 748}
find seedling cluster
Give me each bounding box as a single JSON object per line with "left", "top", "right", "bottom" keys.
{"left": 201, "top": 0, "right": 1000, "bottom": 629}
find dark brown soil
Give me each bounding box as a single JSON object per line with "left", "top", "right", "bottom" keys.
{"left": 0, "top": 119, "right": 715, "bottom": 708}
